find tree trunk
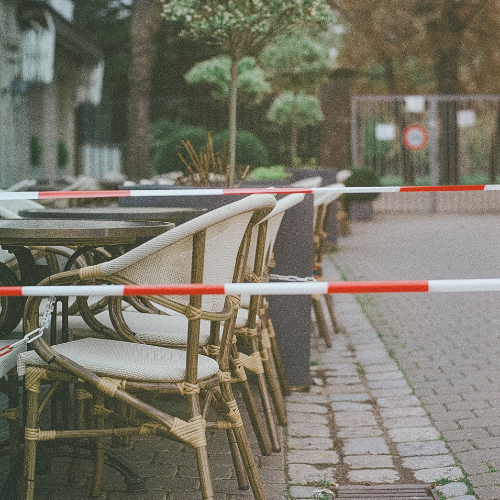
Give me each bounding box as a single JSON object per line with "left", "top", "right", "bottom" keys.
{"left": 432, "top": 1, "right": 464, "bottom": 185}
{"left": 125, "top": 0, "right": 162, "bottom": 182}
{"left": 228, "top": 55, "right": 239, "bottom": 187}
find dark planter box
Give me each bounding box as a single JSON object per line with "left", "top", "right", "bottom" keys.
{"left": 349, "top": 201, "right": 374, "bottom": 221}
{"left": 119, "top": 185, "right": 313, "bottom": 387}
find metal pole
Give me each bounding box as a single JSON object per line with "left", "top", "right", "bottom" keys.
{"left": 428, "top": 97, "right": 439, "bottom": 212}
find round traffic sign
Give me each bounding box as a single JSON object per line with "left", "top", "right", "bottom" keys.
{"left": 403, "top": 124, "right": 428, "bottom": 151}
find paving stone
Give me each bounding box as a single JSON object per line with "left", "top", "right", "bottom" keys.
{"left": 379, "top": 406, "right": 427, "bottom": 418}
{"left": 286, "top": 402, "right": 329, "bottom": 414}
{"left": 328, "top": 393, "right": 371, "bottom": 402}
{"left": 287, "top": 422, "right": 330, "bottom": 438}
{"left": 326, "top": 384, "right": 367, "bottom": 394}
{"left": 288, "top": 411, "right": 329, "bottom": 425}
{"left": 289, "top": 485, "right": 318, "bottom": 498}
{"left": 367, "top": 378, "right": 409, "bottom": 389}
{"left": 370, "top": 387, "right": 413, "bottom": 398}
{"left": 397, "top": 440, "right": 449, "bottom": 456}
{"left": 331, "top": 402, "right": 373, "bottom": 411}
{"left": 376, "top": 395, "right": 421, "bottom": 407}
{"left": 347, "top": 469, "right": 399, "bottom": 483}
{"left": 344, "top": 454, "right": 394, "bottom": 468}
{"left": 402, "top": 454, "right": 456, "bottom": 469}
{"left": 287, "top": 464, "right": 335, "bottom": 484}
{"left": 287, "top": 437, "right": 334, "bottom": 450}
{"left": 413, "top": 467, "right": 463, "bottom": 482}
{"left": 365, "top": 371, "right": 404, "bottom": 381}
{"left": 334, "top": 411, "right": 377, "bottom": 427}
{"left": 363, "top": 364, "right": 400, "bottom": 373}
{"left": 337, "top": 426, "right": 384, "bottom": 438}
{"left": 287, "top": 450, "right": 339, "bottom": 465}
{"left": 435, "top": 481, "right": 468, "bottom": 497}
{"left": 287, "top": 393, "right": 329, "bottom": 404}
{"left": 383, "top": 416, "right": 432, "bottom": 428}
{"left": 388, "top": 427, "right": 440, "bottom": 442}
{"left": 343, "top": 437, "right": 390, "bottom": 455}
{"left": 472, "top": 486, "right": 500, "bottom": 500}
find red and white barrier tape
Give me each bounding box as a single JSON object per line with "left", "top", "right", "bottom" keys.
{"left": 3, "top": 279, "right": 500, "bottom": 297}
{"left": 2, "top": 184, "right": 500, "bottom": 201}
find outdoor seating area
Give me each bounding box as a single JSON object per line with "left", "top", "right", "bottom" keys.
{"left": 0, "top": 176, "right": 346, "bottom": 500}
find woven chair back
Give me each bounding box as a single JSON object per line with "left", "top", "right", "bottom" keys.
{"left": 101, "top": 194, "right": 276, "bottom": 312}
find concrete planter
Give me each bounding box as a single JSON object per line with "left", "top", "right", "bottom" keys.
{"left": 349, "top": 201, "right": 374, "bottom": 221}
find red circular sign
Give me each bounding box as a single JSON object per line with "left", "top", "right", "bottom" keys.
{"left": 403, "top": 124, "right": 428, "bottom": 151}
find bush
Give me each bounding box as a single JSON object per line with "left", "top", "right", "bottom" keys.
{"left": 212, "top": 130, "right": 269, "bottom": 169}
{"left": 342, "top": 168, "right": 381, "bottom": 210}
{"left": 250, "top": 165, "right": 291, "bottom": 180}
{"left": 152, "top": 125, "right": 209, "bottom": 174}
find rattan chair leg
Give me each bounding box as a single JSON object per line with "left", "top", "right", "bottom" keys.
{"left": 231, "top": 348, "right": 272, "bottom": 456}
{"left": 254, "top": 370, "right": 281, "bottom": 452}
{"left": 215, "top": 388, "right": 267, "bottom": 500}
{"left": 265, "top": 317, "right": 291, "bottom": 397}
{"left": 235, "top": 377, "right": 272, "bottom": 456}
{"left": 188, "top": 394, "right": 215, "bottom": 500}
{"left": 67, "top": 383, "right": 87, "bottom": 483}
{"left": 312, "top": 295, "right": 332, "bottom": 348}
{"left": 226, "top": 428, "right": 250, "bottom": 491}
{"left": 261, "top": 349, "right": 287, "bottom": 426}
{"left": 91, "top": 392, "right": 106, "bottom": 497}
{"left": 7, "top": 369, "right": 21, "bottom": 467}
{"left": 23, "top": 375, "right": 41, "bottom": 500}
{"left": 324, "top": 294, "right": 340, "bottom": 334}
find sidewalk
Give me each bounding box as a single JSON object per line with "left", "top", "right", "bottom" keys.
{"left": 286, "top": 261, "right": 473, "bottom": 500}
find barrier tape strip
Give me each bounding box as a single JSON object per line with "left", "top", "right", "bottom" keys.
{"left": 2, "top": 279, "right": 500, "bottom": 297}
{"left": 2, "top": 184, "right": 500, "bottom": 201}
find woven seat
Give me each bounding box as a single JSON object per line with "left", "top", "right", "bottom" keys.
{"left": 18, "top": 337, "right": 220, "bottom": 382}
{"left": 20, "top": 193, "right": 276, "bottom": 500}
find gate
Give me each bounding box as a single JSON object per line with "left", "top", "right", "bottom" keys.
{"left": 351, "top": 95, "right": 500, "bottom": 186}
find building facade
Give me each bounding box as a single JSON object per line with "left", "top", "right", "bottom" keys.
{"left": 0, "top": 0, "right": 103, "bottom": 188}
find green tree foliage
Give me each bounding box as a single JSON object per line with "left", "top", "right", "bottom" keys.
{"left": 260, "top": 32, "right": 333, "bottom": 93}
{"left": 162, "top": 0, "right": 334, "bottom": 186}
{"left": 185, "top": 56, "right": 270, "bottom": 102}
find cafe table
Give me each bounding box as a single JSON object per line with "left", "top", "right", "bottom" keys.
{"left": 0, "top": 218, "right": 174, "bottom": 336}
{"left": 18, "top": 206, "right": 207, "bottom": 225}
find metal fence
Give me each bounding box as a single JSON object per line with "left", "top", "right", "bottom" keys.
{"left": 351, "top": 95, "right": 500, "bottom": 186}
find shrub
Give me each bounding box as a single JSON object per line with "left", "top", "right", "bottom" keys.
{"left": 152, "top": 125, "right": 209, "bottom": 174}
{"left": 250, "top": 165, "right": 291, "bottom": 180}
{"left": 342, "top": 168, "right": 381, "bottom": 211}
{"left": 212, "top": 130, "right": 269, "bottom": 170}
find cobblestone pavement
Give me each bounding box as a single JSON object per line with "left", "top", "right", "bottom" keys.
{"left": 326, "top": 212, "right": 500, "bottom": 500}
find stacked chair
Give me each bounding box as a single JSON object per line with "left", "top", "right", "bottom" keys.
{"left": 16, "top": 194, "right": 277, "bottom": 500}
{"left": 311, "top": 184, "right": 345, "bottom": 348}
{"left": 234, "top": 193, "right": 306, "bottom": 452}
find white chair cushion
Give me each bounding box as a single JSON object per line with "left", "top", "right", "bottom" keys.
{"left": 0, "top": 340, "right": 26, "bottom": 378}
{"left": 63, "top": 311, "right": 213, "bottom": 346}
{"left": 17, "top": 337, "right": 219, "bottom": 382}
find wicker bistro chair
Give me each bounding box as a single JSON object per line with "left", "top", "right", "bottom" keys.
{"left": 233, "top": 193, "right": 306, "bottom": 448}
{"left": 16, "top": 194, "right": 277, "bottom": 500}
{"left": 311, "top": 184, "right": 344, "bottom": 348}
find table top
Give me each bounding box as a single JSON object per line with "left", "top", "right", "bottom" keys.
{"left": 0, "top": 219, "right": 174, "bottom": 246}
{"left": 18, "top": 206, "right": 207, "bottom": 224}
